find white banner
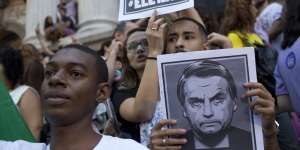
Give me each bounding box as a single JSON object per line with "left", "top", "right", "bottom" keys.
{"left": 118, "top": 0, "right": 194, "bottom": 21}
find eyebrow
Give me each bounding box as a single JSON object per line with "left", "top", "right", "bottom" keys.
{"left": 209, "top": 89, "right": 226, "bottom": 101}
{"left": 129, "top": 38, "right": 148, "bottom": 43}
{"left": 187, "top": 90, "right": 226, "bottom": 101}
{"left": 188, "top": 97, "right": 204, "bottom": 103}
{"left": 168, "top": 33, "right": 177, "bottom": 37}
{"left": 183, "top": 31, "right": 195, "bottom": 35}
{"left": 46, "top": 61, "right": 88, "bottom": 72}
{"left": 45, "top": 61, "right": 57, "bottom": 68}
{"left": 66, "top": 62, "right": 88, "bottom": 71}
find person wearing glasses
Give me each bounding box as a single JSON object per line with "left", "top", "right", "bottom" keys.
{"left": 110, "top": 28, "right": 154, "bottom": 142}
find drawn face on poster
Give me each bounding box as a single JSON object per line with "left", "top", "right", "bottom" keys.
{"left": 177, "top": 60, "right": 238, "bottom": 139}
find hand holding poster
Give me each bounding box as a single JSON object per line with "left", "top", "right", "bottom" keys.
{"left": 156, "top": 48, "right": 265, "bottom": 150}
{"left": 119, "top": 0, "right": 194, "bottom": 21}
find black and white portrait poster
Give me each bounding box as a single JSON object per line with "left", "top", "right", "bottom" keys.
{"left": 157, "top": 48, "right": 264, "bottom": 150}
{"left": 118, "top": 0, "right": 194, "bottom": 21}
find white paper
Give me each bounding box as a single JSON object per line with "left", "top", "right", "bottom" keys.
{"left": 157, "top": 47, "right": 264, "bottom": 150}
{"left": 118, "top": 0, "right": 194, "bottom": 21}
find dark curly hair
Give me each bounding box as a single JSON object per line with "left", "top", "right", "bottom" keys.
{"left": 0, "top": 46, "right": 24, "bottom": 89}
{"left": 282, "top": 0, "right": 300, "bottom": 49}
{"left": 220, "top": 0, "right": 256, "bottom": 35}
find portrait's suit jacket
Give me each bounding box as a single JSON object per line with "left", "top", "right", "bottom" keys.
{"left": 182, "top": 126, "right": 253, "bottom": 150}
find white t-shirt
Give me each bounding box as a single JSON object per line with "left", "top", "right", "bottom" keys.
{"left": 0, "top": 135, "right": 149, "bottom": 150}
{"left": 0, "top": 140, "right": 46, "bottom": 150}
{"left": 91, "top": 135, "right": 149, "bottom": 150}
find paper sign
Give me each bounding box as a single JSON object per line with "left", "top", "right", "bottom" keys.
{"left": 119, "top": 0, "right": 194, "bottom": 21}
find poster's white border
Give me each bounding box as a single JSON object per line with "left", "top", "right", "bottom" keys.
{"left": 157, "top": 47, "right": 264, "bottom": 150}
{"left": 118, "top": 0, "right": 194, "bottom": 21}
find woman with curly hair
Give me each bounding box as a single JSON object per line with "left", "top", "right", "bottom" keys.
{"left": 221, "top": 0, "right": 264, "bottom": 48}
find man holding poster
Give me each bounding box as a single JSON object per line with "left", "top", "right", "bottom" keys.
{"left": 141, "top": 9, "right": 280, "bottom": 150}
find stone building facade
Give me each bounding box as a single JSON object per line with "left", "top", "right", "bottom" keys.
{"left": 0, "top": 0, "right": 226, "bottom": 49}
{"left": 0, "top": 0, "right": 119, "bottom": 50}
{"left": 0, "top": 0, "right": 26, "bottom": 48}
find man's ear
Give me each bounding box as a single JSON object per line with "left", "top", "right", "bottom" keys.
{"left": 182, "top": 106, "right": 188, "bottom": 118}
{"left": 233, "top": 98, "right": 238, "bottom": 112}
{"left": 96, "top": 82, "right": 110, "bottom": 103}
{"left": 183, "top": 111, "right": 187, "bottom": 118}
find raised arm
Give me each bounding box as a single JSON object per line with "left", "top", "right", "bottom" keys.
{"left": 35, "top": 25, "right": 54, "bottom": 56}
{"left": 205, "top": 32, "right": 233, "bottom": 49}
{"left": 268, "top": 18, "right": 284, "bottom": 43}
{"left": 105, "top": 39, "right": 123, "bottom": 86}
{"left": 119, "top": 11, "right": 167, "bottom": 122}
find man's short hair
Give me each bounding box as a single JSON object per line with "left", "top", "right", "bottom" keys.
{"left": 61, "top": 44, "right": 108, "bottom": 83}
{"left": 177, "top": 60, "right": 237, "bottom": 105}
{"left": 173, "top": 17, "right": 208, "bottom": 39}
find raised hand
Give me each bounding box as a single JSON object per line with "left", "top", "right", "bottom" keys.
{"left": 242, "top": 82, "right": 277, "bottom": 135}
{"left": 205, "top": 32, "right": 232, "bottom": 49}
{"left": 146, "top": 11, "right": 168, "bottom": 57}
{"left": 106, "top": 39, "right": 123, "bottom": 57}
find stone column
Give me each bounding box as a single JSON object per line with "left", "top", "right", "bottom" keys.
{"left": 24, "top": 0, "right": 59, "bottom": 44}
{"left": 74, "top": 0, "right": 118, "bottom": 44}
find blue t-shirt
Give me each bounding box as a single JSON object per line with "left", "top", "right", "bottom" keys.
{"left": 274, "top": 37, "right": 300, "bottom": 114}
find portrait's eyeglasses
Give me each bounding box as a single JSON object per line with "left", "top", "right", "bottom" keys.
{"left": 127, "top": 39, "right": 148, "bottom": 52}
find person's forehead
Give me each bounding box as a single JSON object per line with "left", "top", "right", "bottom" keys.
{"left": 124, "top": 22, "right": 139, "bottom": 35}
{"left": 127, "top": 31, "right": 146, "bottom": 43}
{"left": 185, "top": 75, "right": 229, "bottom": 91}
{"left": 183, "top": 76, "right": 231, "bottom": 102}
{"left": 50, "top": 48, "right": 96, "bottom": 68}
{"left": 170, "top": 20, "right": 201, "bottom": 34}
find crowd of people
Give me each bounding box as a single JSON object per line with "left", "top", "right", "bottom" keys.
{"left": 0, "top": 0, "right": 300, "bottom": 149}
{"left": 43, "top": 0, "right": 78, "bottom": 44}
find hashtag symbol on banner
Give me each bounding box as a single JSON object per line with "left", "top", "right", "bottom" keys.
{"left": 128, "top": 0, "right": 134, "bottom": 7}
